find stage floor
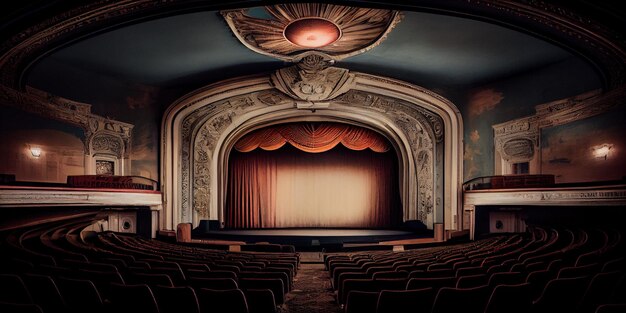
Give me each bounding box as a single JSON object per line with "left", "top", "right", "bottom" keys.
{"left": 203, "top": 229, "right": 413, "bottom": 236}
{"left": 192, "top": 228, "right": 432, "bottom": 251}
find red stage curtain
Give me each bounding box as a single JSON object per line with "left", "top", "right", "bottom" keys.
{"left": 234, "top": 123, "right": 390, "bottom": 153}
{"left": 226, "top": 144, "right": 401, "bottom": 229}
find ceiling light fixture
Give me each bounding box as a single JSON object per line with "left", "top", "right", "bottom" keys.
{"left": 284, "top": 18, "right": 341, "bottom": 48}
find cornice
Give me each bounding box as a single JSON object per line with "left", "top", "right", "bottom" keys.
{"left": 0, "top": 0, "right": 625, "bottom": 89}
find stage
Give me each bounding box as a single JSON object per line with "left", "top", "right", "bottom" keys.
{"left": 192, "top": 227, "right": 434, "bottom": 251}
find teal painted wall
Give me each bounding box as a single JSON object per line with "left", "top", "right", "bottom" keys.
{"left": 460, "top": 57, "right": 602, "bottom": 182}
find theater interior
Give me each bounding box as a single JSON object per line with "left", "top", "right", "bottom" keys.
{"left": 0, "top": 1, "right": 625, "bottom": 313}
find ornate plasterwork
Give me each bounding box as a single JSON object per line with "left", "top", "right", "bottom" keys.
{"left": 0, "top": 85, "right": 133, "bottom": 158}
{"left": 91, "top": 133, "right": 124, "bottom": 158}
{"left": 336, "top": 90, "right": 443, "bottom": 223}
{"left": 222, "top": 4, "right": 402, "bottom": 62}
{"left": 493, "top": 87, "right": 626, "bottom": 163}
{"left": 271, "top": 53, "right": 356, "bottom": 102}
{"left": 175, "top": 70, "right": 443, "bottom": 227}
{"left": 163, "top": 70, "right": 463, "bottom": 232}
{"left": 1, "top": 1, "right": 626, "bottom": 90}
{"left": 493, "top": 119, "right": 539, "bottom": 162}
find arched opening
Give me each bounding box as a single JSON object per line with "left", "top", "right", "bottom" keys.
{"left": 224, "top": 122, "right": 402, "bottom": 229}
{"left": 161, "top": 70, "right": 463, "bottom": 235}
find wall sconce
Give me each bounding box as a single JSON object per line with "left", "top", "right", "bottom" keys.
{"left": 592, "top": 143, "right": 612, "bottom": 160}
{"left": 29, "top": 146, "right": 42, "bottom": 158}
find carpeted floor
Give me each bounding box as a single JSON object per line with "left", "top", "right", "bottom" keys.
{"left": 282, "top": 263, "right": 342, "bottom": 313}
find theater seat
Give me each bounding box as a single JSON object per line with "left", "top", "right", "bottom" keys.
{"left": 239, "top": 278, "right": 285, "bottom": 305}
{"left": 376, "top": 288, "right": 434, "bottom": 313}
{"left": 108, "top": 283, "right": 160, "bottom": 313}
{"left": 0, "top": 274, "right": 33, "bottom": 304}
{"left": 431, "top": 285, "right": 490, "bottom": 313}
{"left": 243, "top": 289, "right": 276, "bottom": 313}
{"left": 22, "top": 273, "right": 66, "bottom": 313}
{"left": 345, "top": 290, "right": 378, "bottom": 313}
{"left": 595, "top": 304, "right": 626, "bottom": 313}
{"left": 532, "top": 276, "right": 590, "bottom": 313}
{"left": 197, "top": 288, "right": 249, "bottom": 313}
{"left": 151, "top": 285, "right": 200, "bottom": 313}
{"left": 484, "top": 283, "right": 533, "bottom": 313}
{"left": 56, "top": 277, "right": 104, "bottom": 313}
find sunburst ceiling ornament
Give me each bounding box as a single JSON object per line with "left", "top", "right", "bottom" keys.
{"left": 222, "top": 4, "right": 402, "bottom": 62}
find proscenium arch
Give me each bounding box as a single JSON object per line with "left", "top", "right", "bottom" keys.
{"left": 216, "top": 113, "right": 416, "bottom": 228}
{"left": 161, "top": 71, "right": 463, "bottom": 234}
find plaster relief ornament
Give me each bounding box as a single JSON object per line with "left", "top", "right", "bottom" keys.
{"left": 222, "top": 3, "right": 402, "bottom": 62}
{"left": 271, "top": 53, "right": 356, "bottom": 101}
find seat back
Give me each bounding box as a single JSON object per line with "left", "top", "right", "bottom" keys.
{"left": 189, "top": 277, "right": 239, "bottom": 291}
{"left": 197, "top": 288, "right": 249, "bottom": 313}
{"left": 242, "top": 289, "right": 276, "bottom": 313}
{"left": 0, "top": 274, "right": 32, "bottom": 304}
{"left": 487, "top": 271, "right": 525, "bottom": 287}
{"left": 22, "top": 273, "right": 66, "bottom": 313}
{"left": 406, "top": 277, "right": 456, "bottom": 291}
{"left": 238, "top": 278, "right": 285, "bottom": 305}
{"left": 376, "top": 288, "right": 434, "bottom": 313}
{"left": 56, "top": 277, "right": 103, "bottom": 313}
{"left": 432, "top": 285, "right": 491, "bottom": 313}
{"left": 108, "top": 283, "right": 159, "bottom": 313}
{"left": 152, "top": 285, "right": 200, "bottom": 313}
{"left": 577, "top": 271, "right": 622, "bottom": 313}
{"left": 345, "top": 290, "right": 378, "bottom": 313}
{"left": 484, "top": 283, "right": 533, "bottom": 313}
{"left": 127, "top": 272, "right": 174, "bottom": 287}
{"left": 595, "top": 304, "right": 626, "bottom": 313}
{"left": 456, "top": 274, "right": 488, "bottom": 288}
{"left": 532, "top": 276, "right": 590, "bottom": 313}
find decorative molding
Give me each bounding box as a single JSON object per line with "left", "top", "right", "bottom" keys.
{"left": 91, "top": 133, "right": 124, "bottom": 158}
{"left": 1, "top": 1, "right": 626, "bottom": 89}
{"left": 177, "top": 78, "right": 444, "bottom": 225}
{"left": 222, "top": 4, "right": 402, "bottom": 62}
{"left": 337, "top": 90, "right": 444, "bottom": 143}
{"left": 464, "top": 185, "right": 626, "bottom": 207}
{"left": 492, "top": 87, "right": 626, "bottom": 164}
{"left": 271, "top": 53, "right": 356, "bottom": 102}
{"left": 493, "top": 119, "right": 539, "bottom": 163}
{"left": 0, "top": 187, "right": 162, "bottom": 208}
{"left": 464, "top": 184, "right": 626, "bottom": 239}
{"left": 162, "top": 70, "right": 463, "bottom": 232}
{"left": 0, "top": 85, "right": 133, "bottom": 153}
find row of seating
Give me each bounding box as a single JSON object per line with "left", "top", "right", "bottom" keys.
{"left": 0, "top": 214, "right": 300, "bottom": 313}
{"left": 323, "top": 225, "right": 626, "bottom": 313}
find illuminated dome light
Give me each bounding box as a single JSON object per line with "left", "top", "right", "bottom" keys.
{"left": 284, "top": 18, "right": 341, "bottom": 48}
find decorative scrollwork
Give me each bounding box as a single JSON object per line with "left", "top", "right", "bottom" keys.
{"left": 222, "top": 4, "right": 402, "bottom": 62}
{"left": 271, "top": 53, "right": 356, "bottom": 101}
{"left": 91, "top": 133, "right": 123, "bottom": 157}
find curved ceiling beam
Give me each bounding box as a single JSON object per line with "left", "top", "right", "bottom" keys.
{"left": 0, "top": 0, "right": 624, "bottom": 90}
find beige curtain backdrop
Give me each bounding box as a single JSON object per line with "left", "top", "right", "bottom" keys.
{"left": 226, "top": 123, "right": 400, "bottom": 229}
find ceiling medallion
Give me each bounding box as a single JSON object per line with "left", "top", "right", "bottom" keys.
{"left": 222, "top": 4, "right": 402, "bottom": 62}
{"left": 284, "top": 18, "right": 341, "bottom": 48}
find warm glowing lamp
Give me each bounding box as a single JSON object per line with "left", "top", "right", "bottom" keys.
{"left": 30, "top": 147, "right": 42, "bottom": 158}
{"left": 284, "top": 18, "right": 341, "bottom": 48}
{"left": 593, "top": 144, "right": 612, "bottom": 160}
